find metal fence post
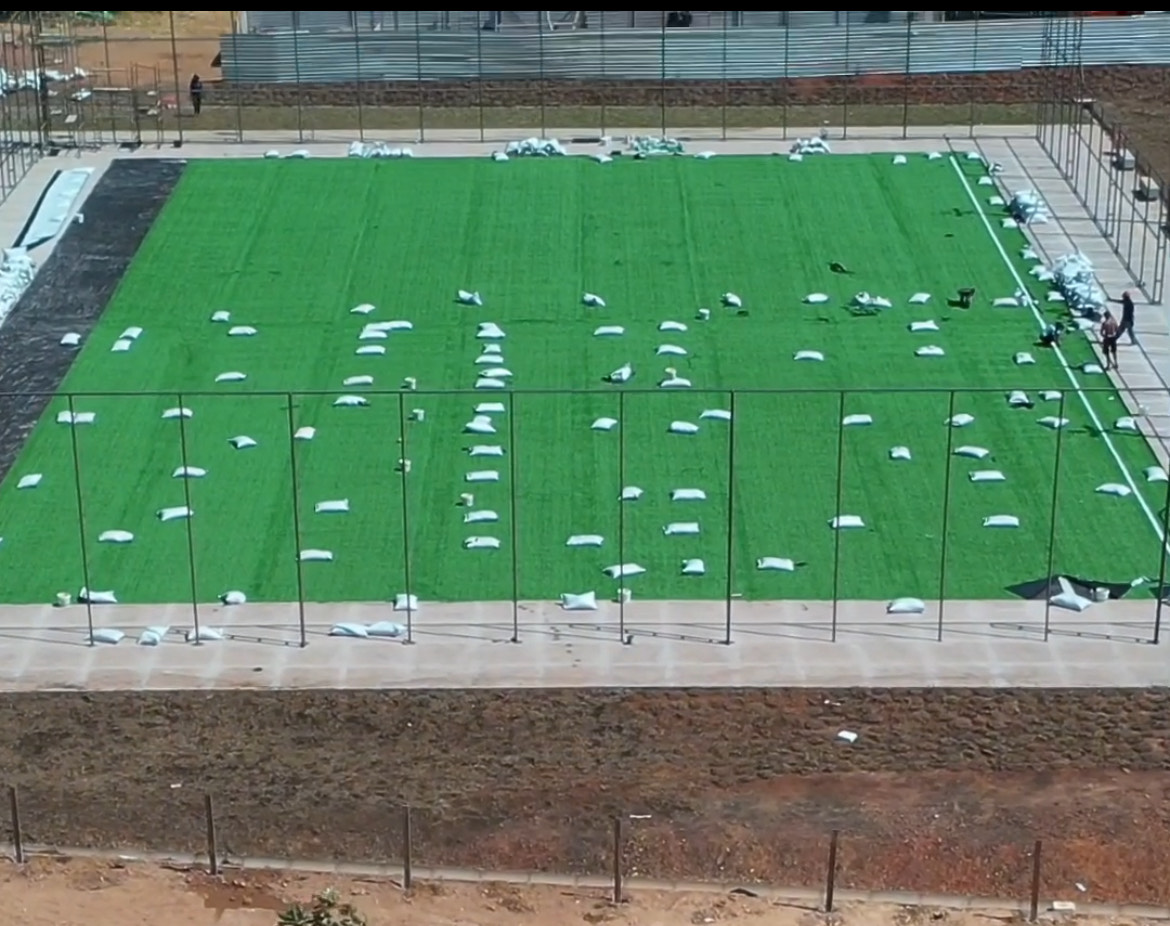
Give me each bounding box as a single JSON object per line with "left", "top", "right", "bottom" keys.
{"left": 830, "top": 391, "right": 847, "bottom": 641}
{"left": 538, "top": 11, "right": 547, "bottom": 138}
{"left": 658, "top": 17, "right": 667, "bottom": 137}
{"left": 402, "top": 805, "right": 413, "bottom": 889}
{"left": 204, "top": 793, "right": 219, "bottom": 875}
{"left": 612, "top": 815, "right": 623, "bottom": 904}
{"left": 824, "top": 830, "right": 839, "bottom": 912}
{"left": 1029, "top": 839, "right": 1042, "bottom": 921}
{"left": 781, "top": 16, "right": 790, "bottom": 140}
{"left": 1152, "top": 438, "right": 1170, "bottom": 645}
{"left": 901, "top": 13, "right": 912, "bottom": 140}
{"left": 937, "top": 390, "right": 957, "bottom": 640}
{"left": 1042, "top": 391, "right": 1068, "bottom": 642}
{"left": 617, "top": 389, "right": 627, "bottom": 642}
{"left": 720, "top": 11, "right": 729, "bottom": 141}
{"left": 476, "top": 10, "right": 485, "bottom": 143}
{"left": 175, "top": 392, "right": 201, "bottom": 643}
{"left": 229, "top": 12, "right": 244, "bottom": 142}
{"left": 353, "top": 18, "right": 365, "bottom": 141}
{"left": 723, "top": 390, "right": 737, "bottom": 645}
{"left": 508, "top": 391, "right": 520, "bottom": 642}
{"left": 415, "top": 13, "right": 425, "bottom": 143}
{"left": 284, "top": 394, "right": 308, "bottom": 647}
{"left": 968, "top": 13, "right": 980, "bottom": 138}
{"left": 8, "top": 786, "right": 23, "bottom": 863}
{"left": 168, "top": 10, "right": 184, "bottom": 145}
{"left": 841, "top": 18, "right": 851, "bottom": 138}
{"left": 292, "top": 14, "right": 305, "bottom": 142}
{"left": 397, "top": 391, "right": 415, "bottom": 644}
{"left": 599, "top": 10, "right": 608, "bottom": 137}
{"left": 66, "top": 393, "right": 95, "bottom": 645}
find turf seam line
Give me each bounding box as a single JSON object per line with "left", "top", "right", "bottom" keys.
{"left": 948, "top": 154, "right": 1166, "bottom": 550}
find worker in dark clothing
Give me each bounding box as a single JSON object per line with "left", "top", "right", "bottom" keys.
{"left": 1110, "top": 290, "right": 1137, "bottom": 344}
{"left": 189, "top": 74, "right": 204, "bottom": 116}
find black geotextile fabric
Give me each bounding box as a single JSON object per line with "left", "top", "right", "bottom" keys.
{"left": 0, "top": 158, "right": 186, "bottom": 482}
{"left": 1007, "top": 575, "right": 1137, "bottom": 601}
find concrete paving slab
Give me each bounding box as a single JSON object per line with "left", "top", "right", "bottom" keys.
{"left": 0, "top": 599, "right": 1163, "bottom": 690}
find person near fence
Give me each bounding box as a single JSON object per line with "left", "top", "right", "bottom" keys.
{"left": 1109, "top": 291, "right": 1136, "bottom": 345}
{"left": 189, "top": 74, "right": 204, "bottom": 116}
{"left": 1099, "top": 311, "right": 1120, "bottom": 371}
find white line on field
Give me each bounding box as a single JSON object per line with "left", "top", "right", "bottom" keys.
{"left": 947, "top": 154, "right": 1167, "bottom": 549}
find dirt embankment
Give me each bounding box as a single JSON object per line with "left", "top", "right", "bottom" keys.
{"left": 3, "top": 687, "right": 1170, "bottom": 903}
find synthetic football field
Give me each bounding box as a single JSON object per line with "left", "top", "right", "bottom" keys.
{"left": 0, "top": 153, "right": 1163, "bottom": 604}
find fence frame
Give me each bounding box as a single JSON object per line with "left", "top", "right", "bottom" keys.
{"left": 1, "top": 385, "right": 1164, "bottom": 646}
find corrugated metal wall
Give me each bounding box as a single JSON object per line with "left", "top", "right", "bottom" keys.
{"left": 222, "top": 14, "right": 1170, "bottom": 83}
{"left": 243, "top": 11, "right": 938, "bottom": 34}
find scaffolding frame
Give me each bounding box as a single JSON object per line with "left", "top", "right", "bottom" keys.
{"left": 1037, "top": 12, "right": 1168, "bottom": 304}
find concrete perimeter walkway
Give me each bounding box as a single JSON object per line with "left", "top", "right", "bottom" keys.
{"left": 0, "top": 125, "right": 1165, "bottom": 691}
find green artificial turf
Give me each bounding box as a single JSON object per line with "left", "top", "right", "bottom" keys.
{"left": 0, "top": 153, "right": 1163, "bottom": 604}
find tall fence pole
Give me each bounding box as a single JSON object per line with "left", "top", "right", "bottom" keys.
{"left": 599, "top": 10, "right": 607, "bottom": 137}
{"left": 168, "top": 10, "right": 184, "bottom": 145}
{"left": 414, "top": 13, "right": 425, "bottom": 143}
{"left": 353, "top": 17, "right": 365, "bottom": 141}
{"left": 292, "top": 14, "right": 305, "bottom": 143}
{"left": 720, "top": 11, "right": 729, "bottom": 141}
{"left": 508, "top": 392, "right": 521, "bottom": 643}
{"left": 402, "top": 805, "right": 413, "bottom": 889}
{"left": 781, "top": 16, "right": 790, "bottom": 140}
{"left": 658, "top": 17, "right": 667, "bottom": 138}
{"left": 841, "top": 17, "right": 851, "bottom": 138}
{"left": 1041, "top": 392, "right": 1068, "bottom": 642}
{"left": 204, "top": 793, "right": 219, "bottom": 875}
{"left": 936, "top": 390, "right": 957, "bottom": 640}
{"left": 1029, "top": 838, "right": 1043, "bottom": 921}
{"left": 537, "top": 11, "right": 547, "bottom": 138}
{"left": 723, "top": 390, "right": 737, "bottom": 645}
{"left": 284, "top": 394, "right": 308, "bottom": 647}
{"left": 901, "top": 13, "right": 912, "bottom": 140}
{"left": 229, "top": 12, "right": 244, "bottom": 142}
{"left": 1152, "top": 441, "right": 1170, "bottom": 645}
{"left": 612, "top": 815, "right": 623, "bottom": 904}
{"left": 175, "top": 393, "right": 201, "bottom": 643}
{"left": 824, "top": 830, "right": 839, "bottom": 912}
{"left": 8, "top": 786, "right": 23, "bottom": 864}
{"left": 968, "top": 13, "right": 980, "bottom": 138}
{"left": 830, "top": 391, "right": 847, "bottom": 641}
{"left": 397, "top": 391, "right": 415, "bottom": 644}
{"left": 617, "top": 389, "right": 627, "bottom": 642}
{"left": 66, "top": 394, "right": 95, "bottom": 644}
{"left": 476, "top": 9, "right": 485, "bottom": 143}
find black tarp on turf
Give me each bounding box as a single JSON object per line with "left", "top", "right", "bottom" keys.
{"left": 0, "top": 158, "right": 185, "bottom": 482}
{"left": 1007, "top": 575, "right": 1137, "bottom": 601}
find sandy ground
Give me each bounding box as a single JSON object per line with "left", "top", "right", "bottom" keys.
{"left": 0, "top": 857, "right": 1147, "bottom": 926}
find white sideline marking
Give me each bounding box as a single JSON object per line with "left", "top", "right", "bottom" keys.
{"left": 948, "top": 154, "right": 1166, "bottom": 549}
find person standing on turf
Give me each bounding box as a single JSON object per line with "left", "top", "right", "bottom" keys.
{"left": 1109, "top": 290, "right": 1137, "bottom": 344}
{"left": 189, "top": 74, "right": 204, "bottom": 116}
{"left": 1100, "top": 311, "right": 1120, "bottom": 371}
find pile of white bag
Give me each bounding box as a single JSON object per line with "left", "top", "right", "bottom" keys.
{"left": 0, "top": 66, "right": 86, "bottom": 95}
{"left": 1009, "top": 189, "right": 1050, "bottom": 225}
{"left": 790, "top": 137, "right": 831, "bottom": 155}
{"left": 504, "top": 137, "right": 567, "bottom": 157}
{"left": 0, "top": 247, "right": 35, "bottom": 328}
{"left": 1051, "top": 252, "right": 1107, "bottom": 316}
{"left": 347, "top": 141, "right": 414, "bottom": 159}
{"left": 628, "top": 135, "right": 684, "bottom": 157}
